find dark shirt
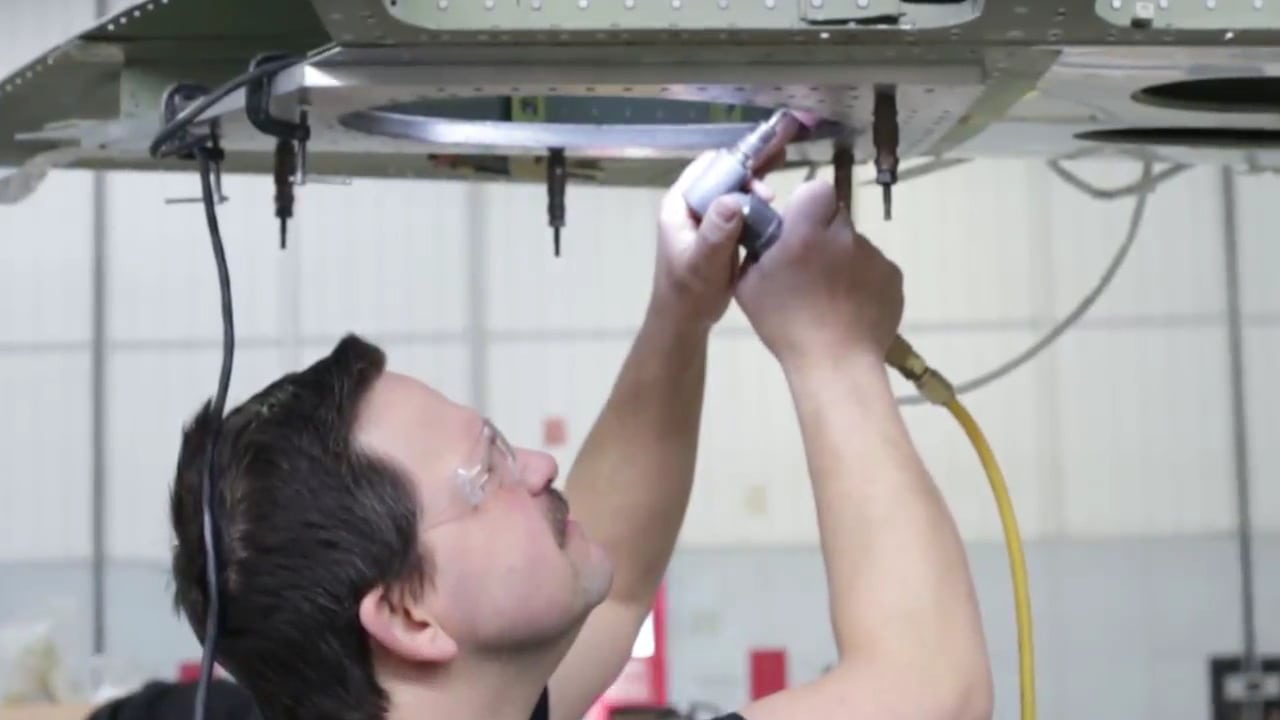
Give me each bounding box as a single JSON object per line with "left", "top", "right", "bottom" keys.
{"left": 529, "top": 692, "right": 746, "bottom": 720}
{"left": 530, "top": 687, "right": 550, "bottom": 720}
{"left": 87, "top": 679, "right": 256, "bottom": 720}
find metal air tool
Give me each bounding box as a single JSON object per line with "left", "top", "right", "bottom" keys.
{"left": 682, "top": 108, "right": 803, "bottom": 262}
{"left": 547, "top": 147, "right": 567, "bottom": 256}
{"left": 685, "top": 108, "right": 925, "bottom": 394}
{"left": 873, "top": 85, "right": 899, "bottom": 222}
{"left": 245, "top": 52, "right": 311, "bottom": 250}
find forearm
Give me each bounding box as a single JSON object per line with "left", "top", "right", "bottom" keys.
{"left": 564, "top": 304, "right": 709, "bottom": 605}
{"left": 784, "top": 351, "right": 990, "bottom": 706}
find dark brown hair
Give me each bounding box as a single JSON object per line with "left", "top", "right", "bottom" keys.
{"left": 170, "top": 334, "right": 427, "bottom": 720}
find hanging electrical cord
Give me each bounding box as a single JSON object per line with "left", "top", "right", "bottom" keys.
{"left": 1047, "top": 157, "right": 1188, "bottom": 201}
{"left": 192, "top": 138, "right": 236, "bottom": 720}
{"left": 149, "top": 57, "right": 293, "bottom": 720}
{"left": 896, "top": 160, "right": 1188, "bottom": 406}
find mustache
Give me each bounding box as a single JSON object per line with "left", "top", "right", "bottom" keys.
{"left": 545, "top": 487, "right": 570, "bottom": 548}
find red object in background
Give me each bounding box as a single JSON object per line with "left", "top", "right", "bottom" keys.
{"left": 543, "top": 416, "right": 568, "bottom": 447}
{"left": 585, "top": 583, "right": 667, "bottom": 720}
{"left": 179, "top": 661, "right": 232, "bottom": 683}
{"left": 750, "top": 649, "right": 788, "bottom": 700}
{"left": 651, "top": 585, "right": 666, "bottom": 702}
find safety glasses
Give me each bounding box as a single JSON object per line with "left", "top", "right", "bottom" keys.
{"left": 424, "top": 418, "right": 522, "bottom": 530}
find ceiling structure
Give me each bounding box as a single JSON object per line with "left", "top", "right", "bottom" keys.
{"left": 3, "top": 0, "right": 1280, "bottom": 195}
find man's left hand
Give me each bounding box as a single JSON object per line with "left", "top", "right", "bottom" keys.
{"left": 550, "top": 144, "right": 782, "bottom": 720}
{"left": 649, "top": 150, "right": 779, "bottom": 331}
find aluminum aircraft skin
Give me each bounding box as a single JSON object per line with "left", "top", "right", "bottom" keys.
{"left": 3, "top": 0, "right": 1280, "bottom": 198}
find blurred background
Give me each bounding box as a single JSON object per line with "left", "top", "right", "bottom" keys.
{"left": 1, "top": 2, "right": 1277, "bottom": 719}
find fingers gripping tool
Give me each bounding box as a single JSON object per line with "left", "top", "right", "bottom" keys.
{"left": 681, "top": 109, "right": 802, "bottom": 262}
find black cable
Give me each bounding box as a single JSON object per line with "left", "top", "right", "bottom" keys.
{"left": 152, "top": 54, "right": 291, "bottom": 720}
{"left": 149, "top": 56, "right": 300, "bottom": 160}
{"left": 193, "top": 142, "right": 236, "bottom": 720}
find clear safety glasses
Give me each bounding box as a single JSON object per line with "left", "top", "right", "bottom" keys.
{"left": 424, "top": 418, "right": 523, "bottom": 530}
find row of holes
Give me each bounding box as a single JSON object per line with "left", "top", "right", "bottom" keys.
{"left": 326, "top": 0, "right": 1204, "bottom": 46}
{"left": 0, "top": 0, "right": 1198, "bottom": 100}
{"left": 323, "top": 0, "right": 1153, "bottom": 46}
{"left": 327, "top": 27, "right": 1193, "bottom": 46}
{"left": 0, "top": 0, "right": 1190, "bottom": 104}
{"left": 347, "top": 0, "right": 987, "bottom": 35}
{"left": 401, "top": 86, "right": 938, "bottom": 98}
{"left": 0, "top": 63, "right": 956, "bottom": 98}
{"left": 0, "top": 0, "right": 174, "bottom": 96}
{"left": 103, "top": 0, "right": 170, "bottom": 33}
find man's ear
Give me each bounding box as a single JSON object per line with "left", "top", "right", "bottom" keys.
{"left": 359, "top": 585, "right": 458, "bottom": 664}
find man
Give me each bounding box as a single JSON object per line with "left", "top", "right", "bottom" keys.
{"left": 169, "top": 150, "right": 992, "bottom": 720}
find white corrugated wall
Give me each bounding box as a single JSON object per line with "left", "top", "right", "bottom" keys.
{"left": 5, "top": 164, "right": 1273, "bottom": 545}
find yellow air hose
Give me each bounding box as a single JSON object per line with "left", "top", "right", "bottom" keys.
{"left": 887, "top": 336, "right": 1037, "bottom": 720}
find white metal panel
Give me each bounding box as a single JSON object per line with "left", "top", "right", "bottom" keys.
{"left": 0, "top": 170, "right": 92, "bottom": 344}
{"left": 1056, "top": 326, "right": 1234, "bottom": 537}
{"left": 485, "top": 182, "right": 662, "bottom": 334}
{"left": 482, "top": 164, "right": 858, "bottom": 337}
{"left": 304, "top": 339, "right": 474, "bottom": 409}
{"left": 486, "top": 329, "right": 1055, "bottom": 547}
{"left": 856, "top": 160, "right": 1045, "bottom": 326}
{"left": 892, "top": 329, "right": 1057, "bottom": 543}
{"left": 2, "top": 150, "right": 1259, "bottom": 564}
{"left": 1044, "top": 163, "right": 1224, "bottom": 319}
{"left": 688, "top": 333, "right": 811, "bottom": 547}
{"left": 0, "top": 351, "right": 91, "bottom": 560}
{"left": 106, "top": 171, "right": 287, "bottom": 342}
{"left": 1234, "top": 171, "right": 1280, "bottom": 317}
{"left": 477, "top": 158, "right": 1248, "bottom": 545}
{"left": 104, "top": 0, "right": 146, "bottom": 13}
{"left": 0, "top": 0, "right": 94, "bottom": 78}
{"left": 1243, "top": 327, "right": 1280, "bottom": 533}
{"left": 295, "top": 178, "right": 471, "bottom": 338}
{"left": 105, "top": 336, "right": 472, "bottom": 561}
{"left": 484, "top": 159, "right": 1050, "bottom": 337}
{"left": 485, "top": 333, "right": 830, "bottom": 548}
{"left": 485, "top": 338, "right": 628, "bottom": 484}
{"left": 106, "top": 347, "right": 292, "bottom": 560}
{"left": 0, "top": 1, "right": 96, "bottom": 563}
{"left": 1234, "top": 168, "right": 1276, "bottom": 532}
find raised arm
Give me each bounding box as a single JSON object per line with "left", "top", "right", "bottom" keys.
{"left": 548, "top": 153, "right": 762, "bottom": 720}
{"left": 731, "top": 180, "right": 993, "bottom": 720}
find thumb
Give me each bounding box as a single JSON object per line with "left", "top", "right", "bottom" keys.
{"left": 693, "top": 195, "right": 745, "bottom": 258}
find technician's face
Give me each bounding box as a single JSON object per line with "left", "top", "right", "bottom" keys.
{"left": 355, "top": 371, "right": 613, "bottom": 655}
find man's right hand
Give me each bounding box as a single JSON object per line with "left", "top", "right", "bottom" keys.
{"left": 734, "top": 179, "right": 904, "bottom": 371}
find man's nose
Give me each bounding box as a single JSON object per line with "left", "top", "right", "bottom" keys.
{"left": 518, "top": 448, "right": 559, "bottom": 493}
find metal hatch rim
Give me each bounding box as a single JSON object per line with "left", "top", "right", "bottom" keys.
{"left": 336, "top": 107, "right": 850, "bottom": 154}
